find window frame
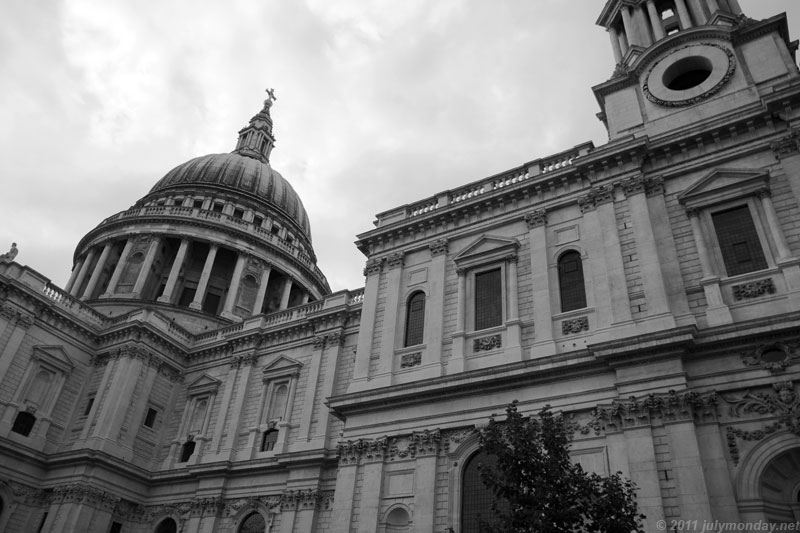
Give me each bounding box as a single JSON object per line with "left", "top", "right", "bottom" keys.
{"left": 466, "top": 262, "right": 508, "bottom": 333}
{"left": 705, "top": 198, "right": 772, "bottom": 278}
{"left": 403, "top": 290, "right": 427, "bottom": 347}
{"left": 557, "top": 249, "right": 588, "bottom": 313}
{"left": 255, "top": 356, "right": 302, "bottom": 456}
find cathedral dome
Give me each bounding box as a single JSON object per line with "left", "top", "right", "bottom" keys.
{"left": 150, "top": 152, "right": 311, "bottom": 240}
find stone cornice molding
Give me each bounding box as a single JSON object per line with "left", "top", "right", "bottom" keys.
{"left": 51, "top": 482, "right": 120, "bottom": 511}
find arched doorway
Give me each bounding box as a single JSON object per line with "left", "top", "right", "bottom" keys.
{"left": 154, "top": 517, "right": 177, "bottom": 533}
{"left": 759, "top": 448, "right": 800, "bottom": 523}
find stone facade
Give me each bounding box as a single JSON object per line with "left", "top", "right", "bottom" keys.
{"left": 3, "top": 1, "right": 800, "bottom": 532}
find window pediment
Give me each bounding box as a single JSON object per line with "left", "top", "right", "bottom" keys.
{"left": 262, "top": 355, "right": 302, "bottom": 381}
{"left": 678, "top": 168, "right": 769, "bottom": 210}
{"left": 32, "top": 346, "right": 74, "bottom": 374}
{"left": 187, "top": 374, "right": 221, "bottom": 396}
{"left": 454, "top": 235, "right": 519, "bottom": 270}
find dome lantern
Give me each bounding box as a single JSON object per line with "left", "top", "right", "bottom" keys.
{"left": 233, "top": 88, "right": 277, "bottom": 164}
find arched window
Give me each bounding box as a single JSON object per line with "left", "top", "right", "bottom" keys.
{"left": 404, "top": 292, "right": 426, "bottom": 347}
{"left": 239, "top": 511, "right": 266, "bottom": 533}
{"left": 155, "top": 518, "right": 177, "bottom": 533}
{"left": 267, "top": 384, "right": 288, "bottom": 422}
{"left": 558, "top": 250, "right": 586, "bottom": 312}
{"left": 11, "top": 412, "right": 36, "bottom": 437}
{"left": 461, "top": 450, "right": 501, "bottom": 532}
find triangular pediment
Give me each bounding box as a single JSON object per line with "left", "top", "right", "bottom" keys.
{"left": 32, "top": 345, "right": 74, "bottom": 374}
{"left": 678, "top": 168, "right": 769, "bottom": 209}
{"left": 454, "top": 235, "right": 520, "bottom": 269}
{"left": 262, "top": 355, "right": 302, "bottom": 380}
{"left": 187, "top": 374, "right": 222, "bottom": 395}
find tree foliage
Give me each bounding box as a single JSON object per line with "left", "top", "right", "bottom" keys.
{"left": 476, "top": 401, "right": 644, "bottom": 533}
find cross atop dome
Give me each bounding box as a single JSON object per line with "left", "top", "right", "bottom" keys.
{"left": 233, "top": 91, "right": 278, "bottom": 163}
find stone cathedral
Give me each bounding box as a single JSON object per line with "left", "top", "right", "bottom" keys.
{"left": 2, "top": 1, "right": 800, "bottom": 531}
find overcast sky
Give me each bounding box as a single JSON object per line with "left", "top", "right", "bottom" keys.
{"left": 2, "top": 1, "right": 798, "bottom": 292}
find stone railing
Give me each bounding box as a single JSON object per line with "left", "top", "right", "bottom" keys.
{"left": 99, "top": 205, "right": 328, "bottom": 286}
{"left": 41, "top": 283, "right": 108, "bottom": 327}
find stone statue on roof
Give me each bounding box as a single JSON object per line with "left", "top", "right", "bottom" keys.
{"left": 0, "top": 242, "right": 17, "bottom": 263}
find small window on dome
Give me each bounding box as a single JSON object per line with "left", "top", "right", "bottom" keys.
{"left": 271, "top": 225, "right": 281, "bottom": 235}
{"left": 233, "top": 208, "right": 244, "bottom": 219}
{"left": 193, "top": 199, "right": 204, "bottom": 209}
{"left": 212, "top": 203, "right": 224, "bottom": 213}
{"left": 254, "top": 215, "right": 264, "bottom": 227}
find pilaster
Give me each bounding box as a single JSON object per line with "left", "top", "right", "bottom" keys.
{"left": 376, "top": 253, "right": 404, "bottom": 385}
{"left": 525, "top": 210, "right": 556, "bottom": 358}
{"left": 424, "top": 239, "right": 448, "bottom": 371}
{"left": 350, "top": 258, "right": 382, "bottom": 392}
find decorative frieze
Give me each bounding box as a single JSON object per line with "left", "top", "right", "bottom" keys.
{"left": 400, "top": 352, "right": 421, "bottom": 368}
{"left": 524, "top": 209, "right": 547, "bottom": 228}
{"left": 229, "top": 353, "right": 259, "bottom": 368}
{"left": 723, "top": 381, "right": 800, "bottom": 464}
{"left": 619, "top": 175, "right": 664, "bottom": 197}
{"left": 577, "top": 185, "right": 614, "bottom": 213}
{"left": 0, "top": 303, "right": 35, "bottom": 328}
{"left": 473, "top": 334, "right": 502, "bottom": 352}
{"left": 9, "top": 480, "right": 50, "bottom": 506}
{"left": 580, "top": 390, "right": 719, "bottom": 435}
{"left": 771, "top": 130, "right": 800, "bottom": 160}
{"left": 51, "top": 483, "right": 120, "bottom": 511}
{"left": 191, "top": 496, "right": 224, "bottom": 517}
{"left": 732, "top": 278, "right": 775, "bottom": 300}
{"left": 561, "top": 316, "right": 589, "bottom": 335}
{"left": 741, "top": 342, "right": 796, "bottom": 373}
{"left": 281, "top": 489, "right": 333, "bottom": 511}
{"left": 429, "top": 239, "right": 449, "bottom": 256}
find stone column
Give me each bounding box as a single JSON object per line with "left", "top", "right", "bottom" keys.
{"left": 350, "top": 259, "right": 382, "bottom": 392}
{"left": 300, "top": 292, "right": 310, "bottom": 305}
{"left": 131, "top": 236, "right": 161, "bottom": 298}
{"left": 633, "top": 5, "right": 652, "bottom": 46}
{"left": 358, "top": 453, "right": 386, "bottom": 533}
{"left": 413, "top": 437, "right": 439, "bottom": 531}
{"left": 101, "top": 239, "right": 133, "bottom": 298}
{"left": 687, "top": 0, "right": 707, "bottom": 24}
{"left": 81, "top": 242, "right": 113, "bottom": 300}
{"left": 696, "top": 424, "right": 741, "bottom": 522}
{"left": 620, "top": 6, "right": 638, "bottom": 47}
{"left": 450, "top": 268, "right": 467, "bottom": 372}
{"left": 157, "top": 238, "right": 190, "bottom": 303}
{"left": 425, "top": 240, "right": 448, "bottom": 371}
{"left": 279, "top": 275, "right": 293, "bottom": 310}
{"left": 772, "top": 133, "right": 800, "bottom": 214}
{"left": 664, "top": 421, "right": 714, "bottom": 523}
{"left": 299, "top": 336, "right": 326, "bottom": 441}
{"left": 727, "top": 0, "right": 742, "bottom": 15}
{"left": 331, "top": 459, "right": 359, "bottom": 531}
{"left": 706, "top": 0, "right": 720, "bottom": 14}
{"left": 609, "top": 27, "right": 623, "bottom": 63}
{"left": 622, "top": 426, "right": 665, "bottom": 533}
{"left": 622, "top": 177, "right": 674, "bottom": 329}
{"left": 252, "top": 263, "right": 272, "bottom": 315}
{"left": 222, "top": 253, "right": 248, "bottom": 319}
{"left": 646, "top": 0, "right": 665, "bottom": 40}
{"left": 687, "top": 209, "right": 732, "bottom": 326}
{"left": 675, "top": 0, "right": 693, "bottom": 28}
{"left": 190, "top": 244, "right": 218, "bottom": 310}
{"left": 64, "top": 257, "right": 85, "bottom": 294}
{"left": 505, "top": 255, "right": 522, "bottom": 361}
{"left": 68, "top": 248, "right": 97, "bottom": 297}
{"left": 377, "top": 253, "right": 404, "bottom": 382}
{"left": 526, "top": 210, "right": 556, "bottom": 358}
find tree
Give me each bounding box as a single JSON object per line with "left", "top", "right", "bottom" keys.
{"left": 476, "top": 401, "right": 644, "bottom": 533}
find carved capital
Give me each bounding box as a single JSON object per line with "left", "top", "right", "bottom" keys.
{"left": 771, "top": 131, "right": 800, "bottom": 160}
{"left": 363, "top": 258, "right": 383, "bottom": 277}
{"left": 386, "top": 253, "right": 405, "bottom": 270}
{"left": 524, "top": 209, "right": 547, "bottom": 228}
{"left": 429, "top": 239, "right": 449, "bottom": 256}
{"left": 620, "top": 176, "right": 646, "bottom": 196}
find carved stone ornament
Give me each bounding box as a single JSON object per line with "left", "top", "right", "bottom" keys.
{"left": 724, "top": 381, "right": 800, "bottom": 464}
{"left": 386, "top": 252, "right": 405, "bottom": 270}
{"left": 473, "top": 334, "right": 502, "bottom": 352}
{"left": 732, "top": 278, "right": 775, "bottom": 301}
{"left": 363, "top": 258, "right": 383, "bottom": 277}
{"left": 429, "top": 239, "right": 449, "bottom": 256}
{"left": 741, "top": 342, "right": 796, "bottom": 374}
{"left": 771, "top": 131, "right": 800, "bottom": 160}
{"left": 400, "top": 352, "right": 421, "bottom": 368}
{"left": 643, "top": 42, "right": 736, "bottom": 108}
{"left": 578, "top": 389, "right": 719, "bottom": 435}
{"left": 51, "top": 483, "right": 120, "bottom": 511}
{"left": 561, "top": 316, "right": 589, "bottom": 335}
{"left": 577, "top": 185, "right": 614, "bottom": 213}
{"left": 524, "top": 209, "right": 547, "bottom": 229}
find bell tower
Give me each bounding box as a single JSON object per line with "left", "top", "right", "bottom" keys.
{"left": 593, "top": 0, "right": 799, "bottom": 140}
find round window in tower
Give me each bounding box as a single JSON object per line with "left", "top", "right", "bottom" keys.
{"left": 643, "top": 42, "right": 736, "bottom": 107}
{"left": 662, "top": 56, "right": 713, "bottom": 91}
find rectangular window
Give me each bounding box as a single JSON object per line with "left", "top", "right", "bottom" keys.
{"left": 233, "top": 208, "right": 244, "bottom": 219}
{"left": 83, "top": 396, "right": 95, "bottom": 417}
{"left": 143, "top": 407, "right": 158, "bottom": 428}
{"left": 193, "top": 199, "right": 204, "bottom": 209}
{"left": 212, "top": 202, "right": 224, "bottom": 213}
{"left": 254, "top": 215, "right": 264, "bottom": 227}
{"left": 474, "top": 268, "right": 502, "bottom": 330}
{"left": 712, "top": 205, "right": 768, "bottom": 276}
